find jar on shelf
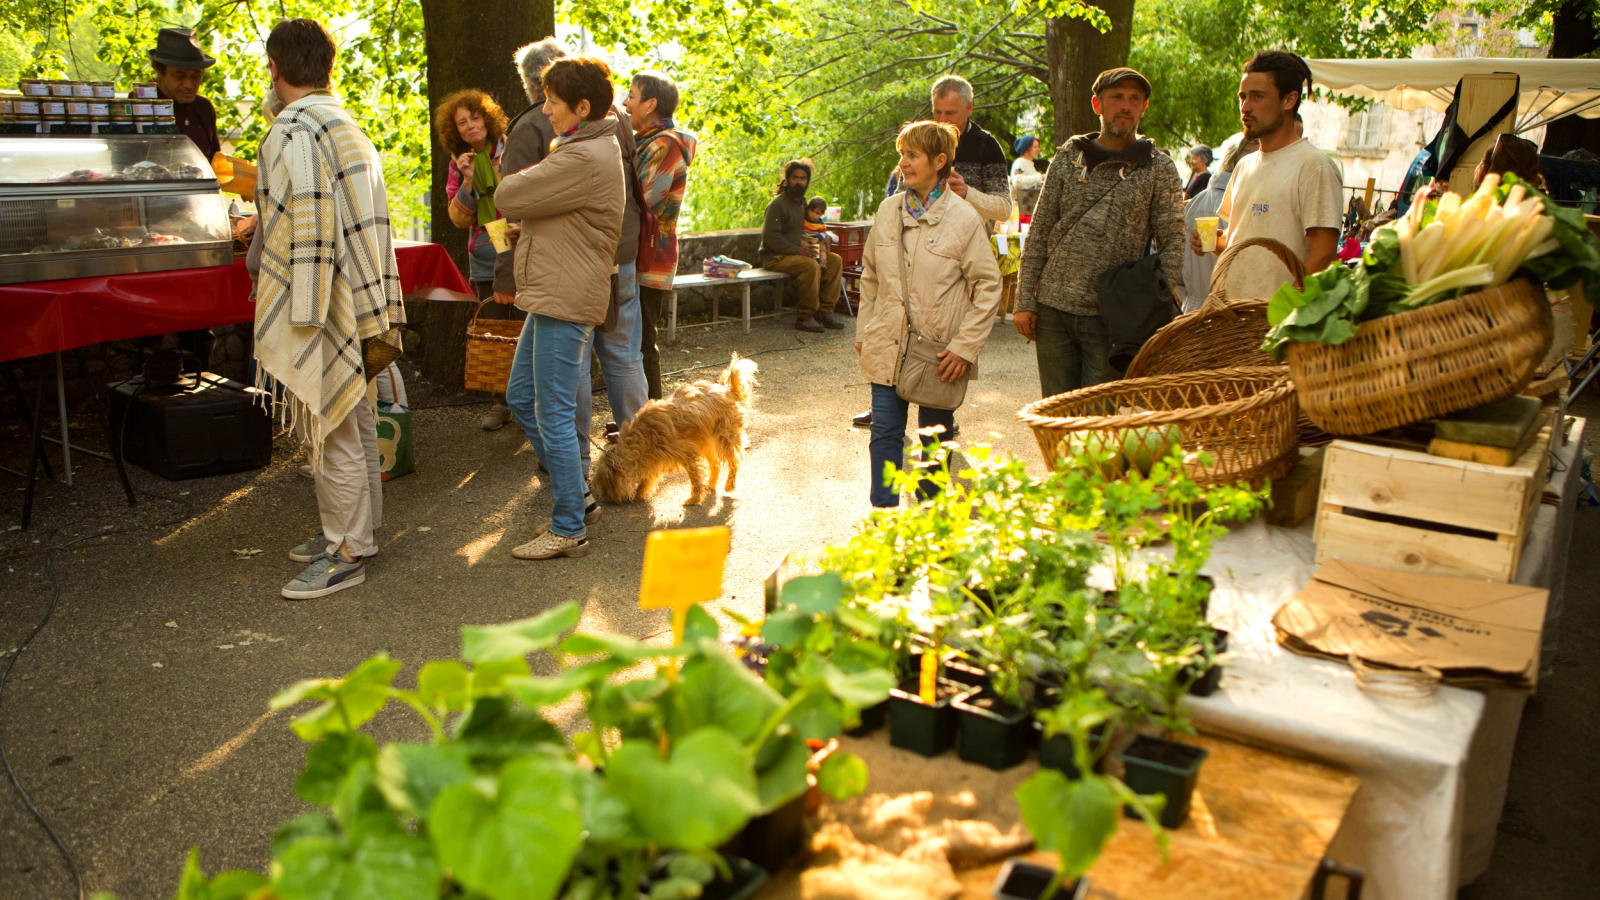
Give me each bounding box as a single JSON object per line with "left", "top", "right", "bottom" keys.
{"left": 13, "top": 98, "right": 42, "bottom": 125}
{"left": 41, "top": 98, "right": 68, "bottom": 124}
{"left": 49, "top": 81, "right": 75, "bottom": 98}
{"left": 152, "top": 99, "right": 174, "bottom": 119}
{"left": 19, "top": 79, "right": 52, "bottom": 98}
{"left": 131, "top": 82, "right": 159, "bottom": 100}
{"left": 71, "top": 82, "right": 95, "bottom": 99}
{"left": 94, "top": 82, "right": 117, "bottom": 99}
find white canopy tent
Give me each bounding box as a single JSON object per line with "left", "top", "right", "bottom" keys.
{"left": 1305, "top": 58, "right": 1600, "bottom": 133}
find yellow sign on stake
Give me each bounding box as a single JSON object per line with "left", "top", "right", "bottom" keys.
{"left": 639, "top": 526, "right": 731, "bottom": 644}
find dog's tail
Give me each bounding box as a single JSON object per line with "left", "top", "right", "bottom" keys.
{"left": 721, "top": 352, "right": 759, "bottom": 405}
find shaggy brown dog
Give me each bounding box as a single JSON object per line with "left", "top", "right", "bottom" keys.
{"left": 590, "top": 354, "right": 757, "bottom": 505}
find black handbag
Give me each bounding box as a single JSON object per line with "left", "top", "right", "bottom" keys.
{"left": 1097, "top": 253, "right": 1176, "bottom": 375}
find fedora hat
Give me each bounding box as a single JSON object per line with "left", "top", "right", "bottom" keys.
{"left": 148, "top": 27, "right": 216, "bottom": 70}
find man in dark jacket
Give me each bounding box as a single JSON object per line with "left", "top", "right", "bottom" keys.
{"left": 760, "top": 159, "right": 844, "bottom": 333}
{"left": 931, "top": 74, "right": 1012, "bottom": 225}
{"left": 1014, "top": 67, "right": 1185, "bottom": 398}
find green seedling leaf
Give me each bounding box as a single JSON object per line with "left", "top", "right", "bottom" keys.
{"left": 295, "top": 732, "right": 378, "bottom": 807}
{"left": 671, "top": 646, "right": 784, "bottom": 742}
{"left": 452, "top": 696, "right": 563, "bottom": 763}
{"left": 430, "top": 755, "right": 587, "bottom": 900}
{"left": 174, "top": 847, "right": 207, "bottom": 900}
{"left": 375, "top": 743, "right": 474, "bottom": 819}
{"left": 560, "top": 631, "right": 668, "bottom": 662}
{"left": 649, "top": 877, "right": 704, "bottom": 900}
{"left": 608, "top": 727, "right": 761, "bottom": 850}
{"left": 782, "top": 573, "right": 843, "bottom": 615}
{"left": 759, "top": 608, "right": 813, "bottom": 647}
{"left": 1015, "top": 769, "right": 1121, "bottom": 880}
{"left": 785, "top": 692, "right": 844, "bottom": 741}
{"left": 271, "top": 813, "right": 338, "bottom": 859}
{"left": 682, "top": 604, "right": 720, "bottom": 644}
{"left": 816, "top": 751, "right": 869, "bottom": 799}
{"left": 273, "top": 815, "right": 440, "bottom": 900}
{"left": 505, "top": 662, "right": 615, "bottom": 709}
{"left": 667, "top": 853, "right": 717, "bottom": 884}
{"left": 270, "top": 655, "right": 402, "bottom": 741}
{"left": 461, "top": 602, "right": 581, "bottom": 663}
{"left": 753, "top": 731, "right": 811, "bottom": 812}
{"left": 208, "top": 870, "right": 270, "bottom": 900}
{"left": 834, "top": 605, "right": 882, "bottom": 637}
{"left": 472, "top": 656, "right": 532, "bottom": 694}
{"left": 823, "top": 667, "right": 895, "bottom": 709}
{"left": 572, "top": 770, "right": 635, "bottom": 844}
{"left": 416, "top": 661, "right": 469, "bottom": 711}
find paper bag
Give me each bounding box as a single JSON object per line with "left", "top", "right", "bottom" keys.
{"left": 1273, "top": 559, "right": 1548, "bottom": 691}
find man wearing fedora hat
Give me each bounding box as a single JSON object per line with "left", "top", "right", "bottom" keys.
{"left": 146, "top": 26, "right": 221, "bottom": 162}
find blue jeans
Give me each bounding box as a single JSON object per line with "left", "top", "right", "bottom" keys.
{"left": 506, "top": 312, "right": 595, "bottom": 538}
{"left": 1034, "top": 306, "right": 1114, "bottom": 398}
{"left": 868, "top": 382, "right": 955, "bottom": 508}
{"left": 578, "top": 263, "right": 649, "bottom": 470}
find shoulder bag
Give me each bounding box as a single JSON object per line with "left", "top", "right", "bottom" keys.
{"left": 894, "top": 220, "right": 970, "bottom": 411}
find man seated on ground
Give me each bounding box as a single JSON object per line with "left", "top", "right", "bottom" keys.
{"left": 760, "top": 159, "right": 845, "bottom": 333}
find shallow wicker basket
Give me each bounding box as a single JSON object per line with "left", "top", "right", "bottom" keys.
{"left": 463, "top": 300, "right": 521, "bottom": 394}
{"left": 1016, "top": 367, "right": 1300, "bottom": 487}
{"left": 1124, "top": 237, "right": 1304, "bottom": 378}
{"left": 1286, "top": 278, "right": 1552, "bottom": 435}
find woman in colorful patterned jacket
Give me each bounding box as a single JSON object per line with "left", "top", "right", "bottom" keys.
{"left": 623, "top": 70, "right": 698, "bottom": 400}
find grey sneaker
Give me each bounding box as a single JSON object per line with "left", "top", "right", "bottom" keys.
{"left": 481, "top": 402, "right": 514, "bottom": 431}
{"left": 281, "top": 553, "right": 366, "bottom": 600}
{"left": 289, "top": 531, "right": 327, "bottom": 563}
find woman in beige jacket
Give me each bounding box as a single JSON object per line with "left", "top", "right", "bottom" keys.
{"left": 855, "top": 120, "right": 1002, "bottom": 507}
{"left": 494, "top": 56, "right": 625, "bottom": 560}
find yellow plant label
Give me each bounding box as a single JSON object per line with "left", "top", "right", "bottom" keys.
{"left": 639, "top": 526, "right": 731, "bottom": 642}
{"left": 919, "top": 649, "right": 939, "bottom": 705}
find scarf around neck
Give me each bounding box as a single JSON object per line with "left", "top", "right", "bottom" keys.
{"left": 905, "top": 180, "right": 947, "bottom": 221}
{"left": 472, "top": 148, "right": 499, "bottom": 224}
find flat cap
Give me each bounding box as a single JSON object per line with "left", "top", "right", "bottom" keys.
{"left": 1092, "top": 67, "right": 1151, "bottom": 98}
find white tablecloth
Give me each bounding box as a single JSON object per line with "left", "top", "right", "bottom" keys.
{"left": 1189, "top": 420, "right": 1583, "bottom": 900}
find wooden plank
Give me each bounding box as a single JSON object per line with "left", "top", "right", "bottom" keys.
{"left": 1313, "top": 507, "right": 1522, "bottom": 581}
{"left": 1319, "top": 431, "right": 1546, "bottom": 537}
{"left": 673, "top": 268, "right": 790, "bottom": 288}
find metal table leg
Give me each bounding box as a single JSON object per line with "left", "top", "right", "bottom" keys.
{"left": 55, "top": 352, "right": 72, "bottom": 486}
{"left": 742, "top": 284, "right": 752, "bottom": 334}
{"left": 21, "top": 362, "right": 50, "bottom": 530}
{"left": 1, "top": 364, "right": 55, "bottom": 480}
{"left": 75, "top": 348, "right": 135, "bottom": 507}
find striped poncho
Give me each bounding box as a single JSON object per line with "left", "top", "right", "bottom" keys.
{"left": 253, "top": 92, "right": 403, "bottom": 457}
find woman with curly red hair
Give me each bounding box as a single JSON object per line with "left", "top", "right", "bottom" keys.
{"left": 433, "top": 89, "right": 515, "bottom": 428}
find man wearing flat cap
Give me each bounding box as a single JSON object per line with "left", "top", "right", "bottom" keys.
{"left": 1013, "top": 66, "right": 1185, "bottom": 398}
{"left": 146, "top": 26, "right": 222, "bottom": 162}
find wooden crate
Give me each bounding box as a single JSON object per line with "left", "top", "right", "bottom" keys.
{"left": 1313, "top": 426, "right": 1551, "bottom": 582}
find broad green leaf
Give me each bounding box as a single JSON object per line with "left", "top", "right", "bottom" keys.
{"left": 572, "top": 770, "right": 636, "bottom": 844}
{"left": 608, "top": 727, "right": 761, "bottom": 849}
{"left": 375, "top": 743, "right": 474, "bottom": 819}
{"left": 786, "top": 692, "right": 844, "bottom": 741}
{"left": 823, "top": 667, "right": 895, "bottom": 709}
{"left": 273, "top": 816, "right": 440, "bottom": 900}
{"left": 670, "top": 646, "right": 784, "bottom": 742}
{"left": 816, "top": 751, "right": 869, "bottom": 799}
{"left": 782, "top": 573, "right": 843, "bottom": 615}
{"left": 667, "top": 853, "right": 717, "bottom": 884}
{"left": 174, "top": 847, "right": 207, "bottom": 900}
{"left": 834, "top": 606, "right": 883, "bottom": 638}
{"left": 505, "top": 662, "right": 616, "bottom": 709}
{"left": 416, "top": 661, "right": 469, "bottom": 711}
{"left": 759, "top": 609, "right": 813, "bottom": 647}
{"left": 472, "top": 656, "right": 532, "bottom": 694}
{"left": 271, "top": 813, "right": 338, "bottom": 859}
{"left": 1014, "top": 770, "right": 1120, "bottom": 879}
{"left": 649, "top": 877, "right": 704, "bottom": 900}
{"left": 327, "top": 759, "right": 389, "bottom": 829}
{"left": 270, "top": 655, "right": 402, "bottom": 741}
{"left": 682, "top": 604, "right": 720, "bottom": 644}
{"left": 453, "top": 696, "right": 563, "bottom": 763}
{"left": 295, "top": 732, "right": 378, "bottom": 807}
{"left": 560, "top": 631, "right": 673, "bottom": 662}
{"left": 753, "top": 731, "right": 811, "bottom": 812}
{"left": 208, "top": 870, "right": 269, "bottom": 900}
{"left": 431, "top": 756, "right": 586, "bottom": 900}
{"left": 461, "top": 603, "right": 581, "bottom": 663}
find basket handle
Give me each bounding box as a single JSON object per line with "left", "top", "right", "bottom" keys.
{"left": 470, "top": 297, "right": 494, "bottom": 330}
{"left": 1202, "top": 236, "right": 1308, "bottom": 314}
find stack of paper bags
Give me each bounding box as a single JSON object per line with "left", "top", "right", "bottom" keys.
{"left": 1273, "top": 559, "right": 1548, "bottom": 692}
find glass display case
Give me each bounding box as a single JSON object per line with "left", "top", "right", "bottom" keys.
{"left": 0, "top": 134, "right": 232, "bottom": 284}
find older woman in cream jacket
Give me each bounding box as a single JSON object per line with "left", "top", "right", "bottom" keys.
{"left": 855, "top": 120, "right": 1002, "bottom": 508}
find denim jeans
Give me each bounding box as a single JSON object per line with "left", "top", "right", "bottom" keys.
{"left": 506, "top": 312, "right": 595, "bottom": 538}
{"left": 577, "top": 262, "right": 649, "bottom": 471}
{"left": 868, "top": 382, "right": 955, "bottom": 508}
{"left": 1034, "top": 306, "right": 1115, "bottom": 398}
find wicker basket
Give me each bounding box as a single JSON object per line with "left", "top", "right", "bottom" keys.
{"left": 1286, "top": 278, "right": 1552, "bottom": 435}
{"left": 1016, "top": 367, "right": 1300, "bottom": 487}
{"left": 1124, "top": 237, "right": 1303, "bottom": 378}
{"left": 464, "top": 300, "right": 521, "bottom": 394}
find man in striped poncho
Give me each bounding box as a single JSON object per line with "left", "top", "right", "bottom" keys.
{"left": 254, "top": 18, "right": 405, "bottom": 601}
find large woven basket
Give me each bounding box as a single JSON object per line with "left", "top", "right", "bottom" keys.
{"left": 464, "top": 300, "right": 521, "bottom": 394}
{"left": 1016, "top": 367, "right": 1300, "bottom": 487}
{"left": 1286, "top": 278, "right": 1552, "bottom": 435}
{"left": 1125, "top": 237, "right": 1305, "bottom": 378}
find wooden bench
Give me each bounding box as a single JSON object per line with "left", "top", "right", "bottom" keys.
{"left": 665, "top": 268, "right": 793, "bottom": 343}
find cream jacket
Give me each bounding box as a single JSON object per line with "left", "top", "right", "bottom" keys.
{"left": 495, "top": 118, "right": 625, "bottom": 324}
{"left": 855, "top": 190, "right": 1002, "bottom": 386}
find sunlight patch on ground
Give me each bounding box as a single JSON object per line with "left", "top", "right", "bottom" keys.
{"left": 153, "top": 482, "right": 257, "bottom": 546}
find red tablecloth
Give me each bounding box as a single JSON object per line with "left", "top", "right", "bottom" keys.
{"left": 0, "top": 241, "right": 470, "bottom": 363}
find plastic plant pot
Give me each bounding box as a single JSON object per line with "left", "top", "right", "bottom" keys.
{"left": 953, "top": 693, "right": 1031, "bottom": 771}
{"left": 726, "top": 793, "right": 805, "bottom": 875}
{"left": 1184, "top": 628, "right": 1229, "bottom": 697}
{"left": 990, "top": 858, "right": 1089, "bottom": 900}
{"left": 1035, "top": 723, "right": 1107, "bottom": 780}
{"left": 888, "top": 677, "right": 971, "bottom": 757}
{"left": 1117, "top": 733, "right": 1209, "bottom": 829}
{"left": 845, "top": 699, "right": 888, "bottom": 736}
{"left": 908, "top": 649, "right": 991, "bottom": 692}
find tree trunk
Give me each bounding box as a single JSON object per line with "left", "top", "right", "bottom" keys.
{"left": 1543, "top": 1, "right": 1600, "bottom": 156}
{"left": 420, "top": 0, "right": 556, "bottom": 275}
{"left": 1044, "top": 1, "right": 1136, "bottom": 145}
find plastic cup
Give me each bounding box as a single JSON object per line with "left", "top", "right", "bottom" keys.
{"left": 485, "top": 219, "right": 511, "bottom": 253}
{"left": 1196, "top": 217, "right": 1219, "bottom": 253}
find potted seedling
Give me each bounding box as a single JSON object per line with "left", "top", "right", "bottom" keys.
{"left": 1000, "top": 692, "right": 1166, "bottom": 900}
{"left": 886, "top": 578, "right": 974, "bottom": 757}
{"left": 952, "top": 598, "right": 1038, "bottom": 771}
{"left": 1118, "top": 627, "right": 1212, "bottom": 829}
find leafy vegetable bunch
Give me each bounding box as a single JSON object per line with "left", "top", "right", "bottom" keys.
{"left": 1263, "top": 173, "right": 1600, "bottom": 360}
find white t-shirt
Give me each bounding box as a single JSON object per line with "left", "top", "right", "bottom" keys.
{"left": 1217, "top": 137, "right": 1344, "bottom": 300}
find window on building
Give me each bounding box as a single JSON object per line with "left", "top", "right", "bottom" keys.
{"left": 1345, "top": 104, "right": 1387, "bottom": 151}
